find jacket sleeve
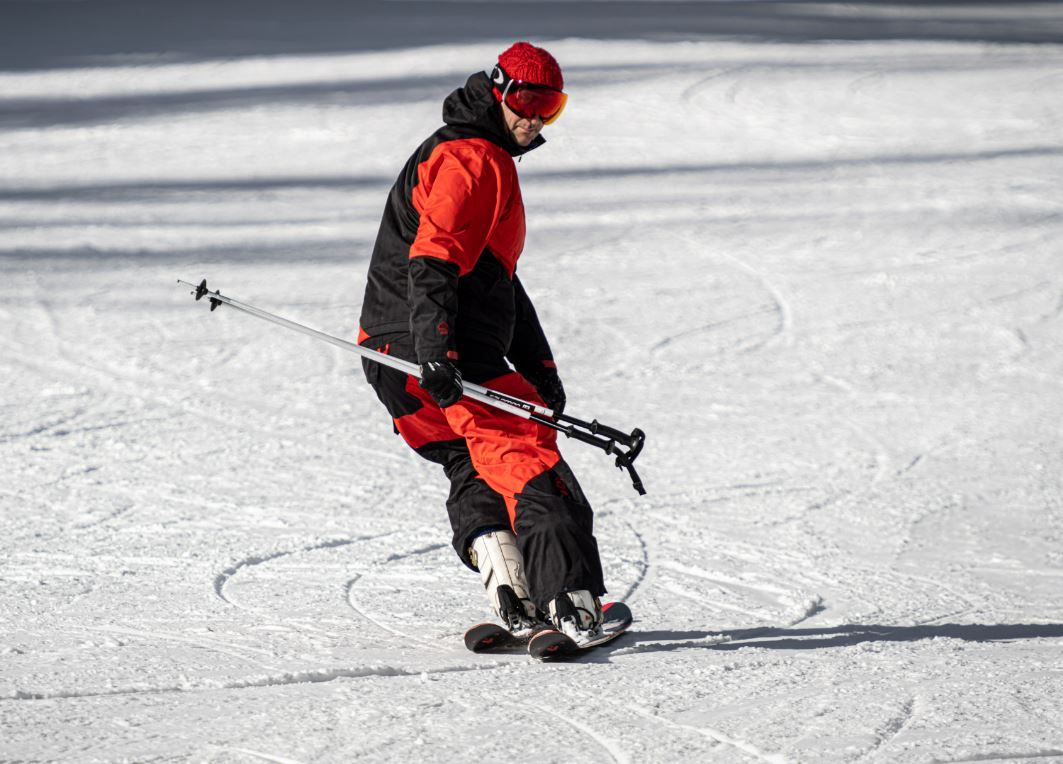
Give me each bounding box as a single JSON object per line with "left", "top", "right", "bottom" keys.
{"left": 506, "top": 274, "right": 556, "bottom": 381}
{"left": 408, "top": 148, "right": 501, "bottom": 363}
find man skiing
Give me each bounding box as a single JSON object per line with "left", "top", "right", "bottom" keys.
{"left": 357, "top": 42, "right": 607, "bottom": 643}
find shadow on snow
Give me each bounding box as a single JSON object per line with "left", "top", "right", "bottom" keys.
{"left": 1, "top": 145, "right": 1059, "bottom": 202}
{"left": 624, "top": 622, "right": 1063, "bottom": 653}
{"left": 3, "top": 1, "right": 1063, "bottom": 72}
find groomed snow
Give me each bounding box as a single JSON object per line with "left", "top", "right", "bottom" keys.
{"left": 2, "top": 3, "right": 1062, "bottom": 762}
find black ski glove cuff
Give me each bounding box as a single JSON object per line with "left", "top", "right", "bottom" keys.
{"left": 419, "top": 360, "right": 463, "bottom": 408}
{"left": 526, "top": 367, "right": 566, "bottom": 416}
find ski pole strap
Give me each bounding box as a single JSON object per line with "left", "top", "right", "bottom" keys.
{"left": 179, "top": 279, "right": 648, "bottom": 494}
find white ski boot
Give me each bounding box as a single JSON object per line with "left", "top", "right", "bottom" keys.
{"left": 470, "top": 531, "right": 540, "bottom": 636}
{"left": 548, "top": 590, "right": 603, "bottom": 645}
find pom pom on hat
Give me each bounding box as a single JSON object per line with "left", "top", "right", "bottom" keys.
{"left": 497, "top": 42, "right": 564, "bottom": 91}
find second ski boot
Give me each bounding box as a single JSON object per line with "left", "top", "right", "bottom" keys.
{"left": 470, "top": 530, "right": 541, "bottom": 636}
{"left": 548, "top": 590, "right": 603, "bottom": 645}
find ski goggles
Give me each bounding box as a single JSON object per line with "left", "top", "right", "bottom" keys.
{"left": 494, "top": 69, "right": 568, "bottom": 125}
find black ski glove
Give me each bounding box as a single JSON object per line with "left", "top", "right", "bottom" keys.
{"left": 528, "top": 368, "right": 566, "bottom": 416}
{"left": 419, "top": 360, "right": 463, "bottom": 408}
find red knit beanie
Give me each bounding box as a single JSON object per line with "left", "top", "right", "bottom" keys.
{"left": 497, "top": 42, "right": 564, "bottom": 91}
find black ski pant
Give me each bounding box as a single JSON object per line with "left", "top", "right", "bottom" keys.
{"left": 359, "top": 334, "right": 605, "bottom": 612}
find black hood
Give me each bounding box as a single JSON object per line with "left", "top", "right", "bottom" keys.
{"left": 441, "top": 71, "right": 545, "bottom": 158}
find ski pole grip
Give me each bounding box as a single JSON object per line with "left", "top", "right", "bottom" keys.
{"left": 563, "top": 426, "right": 610, "bottom": 449}
{"left": 590, "top": 419, "right": 631, "bottom": 443}
{"left": 557, "top": 414, "right": 639, "bottom": 448}
{"left": 626, "top": 428, "right": 646, "bottom": 461}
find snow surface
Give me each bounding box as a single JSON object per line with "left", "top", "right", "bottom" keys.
{"left": 2, "top": 2, "right": 1063, "bottom": 762}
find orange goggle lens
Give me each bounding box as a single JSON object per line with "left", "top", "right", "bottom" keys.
{"left": 504, "top": 83, "right": 568, "bottom": 125}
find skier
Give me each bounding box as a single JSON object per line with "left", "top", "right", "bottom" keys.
{"left": 357, "top": 42, "right": 607, "bottom": 642}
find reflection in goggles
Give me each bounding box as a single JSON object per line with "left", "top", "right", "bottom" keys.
{"left": 501, "top": 80, "right": 568, "bottom": 125}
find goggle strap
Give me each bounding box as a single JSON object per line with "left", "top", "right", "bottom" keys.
{"left": 491, "top": 65, "right": 511, "bottom": 90}
{"left": 491, "top": 64, "right": 566, "bottom": 124}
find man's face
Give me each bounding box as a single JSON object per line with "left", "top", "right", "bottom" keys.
{"left": 501, "top": 101, "right": 544, "bottom": 147}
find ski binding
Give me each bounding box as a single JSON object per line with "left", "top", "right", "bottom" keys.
{"left": 528, "top": 601, "right": 632, "bottom": 661}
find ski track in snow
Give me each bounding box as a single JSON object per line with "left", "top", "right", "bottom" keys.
{"left": 625, "top": 701, "right": 789, "bottom": 764}
{"left": 3, "top": 285, "right": 406, "bottom": 469}
{"left": 614, "top": 515, "right": 652, "bottom": 605}
{"left": 533, "top": 702, "right": 629, "bottom": 764}
{"left": 209, "top": 747, "right": 307, "bottom": 764}
{"left": 67, "top": 622, "right": 286, "bottom": 673}
{"left": 690, "top": 235, "right": 794, "bottom": 354}
{"left": 642, "top": 231, "right": 792, "bottom": 361}
{"left": 857, "top": 696, "right": 917, "bottom": 763}
{"left": 940, "top": 753, "right": 1063, "bottom": 764}
{"left": 343, "top": 540, "right": 452, "bottom": 652}
{"left": 5, "top": 661, "right": 504, "bottom": 703}
{"left": 0, "top": 330, "right": 404, "bottom": 478}
{"left": 212, "top": 533, "right": 392, "bottom": 607}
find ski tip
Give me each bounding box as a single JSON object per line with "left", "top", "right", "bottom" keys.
{"left": 602, "top": 601, "right": 633, "bottom": 624}
{"left": 527, "top": 629, "right": 579, "bottom": 661}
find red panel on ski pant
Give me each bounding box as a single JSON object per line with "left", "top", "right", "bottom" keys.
{"left": 434, "top": 371, "right": 561, "bottom": 519}
{"left": 360, "top": 338, "right": 606, "bottom": 610}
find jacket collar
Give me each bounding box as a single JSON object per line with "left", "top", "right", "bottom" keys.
{"left": 442, "top": 71, "right": 546, "bottom": 157}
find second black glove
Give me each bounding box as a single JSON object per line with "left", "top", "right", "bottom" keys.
{"left": 529, "top": 368, "right": 566, "bottom": 416}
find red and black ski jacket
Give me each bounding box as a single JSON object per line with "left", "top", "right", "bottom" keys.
{"left": 358, "top": 72, "right": 554, "bottom": 384}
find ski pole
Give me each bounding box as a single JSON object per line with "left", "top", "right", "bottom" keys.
{"left": 177, "top": 279, "right": 647, "bottom": 495}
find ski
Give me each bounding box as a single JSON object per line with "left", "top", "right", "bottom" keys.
{"left": 528, "top": 601, "right": 633, "bottom": 661}
{"left": 464, "top": 622, "right": 533, "bottom": 652}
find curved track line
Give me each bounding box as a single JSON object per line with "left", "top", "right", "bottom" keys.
{"left": 343, "top": 541, "right": 450, "bottom": 651}
{"left": 657, "top": 559, "right": 790, "bottom": 596}
{"left": 661, "top": 580, "right": 768, "bottom": 620}
{"left": 598, "top": 486, "right": 820, "bottom": 610}
{"left": 616, "top": 516, "right": 650, "bottom": 605}
{"left": 941, "top": 752, "right": 1063, "bottom": 764}
{"left": 213, "top": 534, "right": 395, "bottom": 606}
{"left": 668, "top": 230, "right": 793, "bottom": 353}
{"left": 0, "top": 328, "right": 407, "bottom": 467}
{"left": 679, "top": 66, "right": 754, "bottom": 105}
{"left": 611, "top": 592, "right": 824, "bottom": 658}
{"left": 649, "top": 304, "right": 780, "bottom": 355}
{"left": 5, "top": 660, "right": 503, "bottom": 702}
{"left": 626, "top": 702, "right": 789, "bottom": 764}
{"left": 836, "top": 417, "right": 893, "bottom": 488}
{"left": 533, "top": 703, "right": 628, "bottom": 764}
{"left": 82, "top": 623, "right": 279, "bottom": 670}
{"left": 210, "top": 747, "right": 305, "bottom": 764}
{"left": 715, "top": 251, "right": 793, "bottom": 353}
{"left": 858, "top": 696, "right": 916, "bottom": 763}
{"left": 382, "top": 541, "right": 448, "bottom": 564}
{"left": 564, "top": 680, "right": 787, "bottom": 763}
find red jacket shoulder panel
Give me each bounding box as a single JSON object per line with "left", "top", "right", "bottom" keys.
{"left": 410, "top": 139, "right": 522, "bottom": 276}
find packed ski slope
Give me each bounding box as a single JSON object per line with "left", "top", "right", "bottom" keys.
{"left": 2, "top": 3, "right": 1063, "bottom": 762}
